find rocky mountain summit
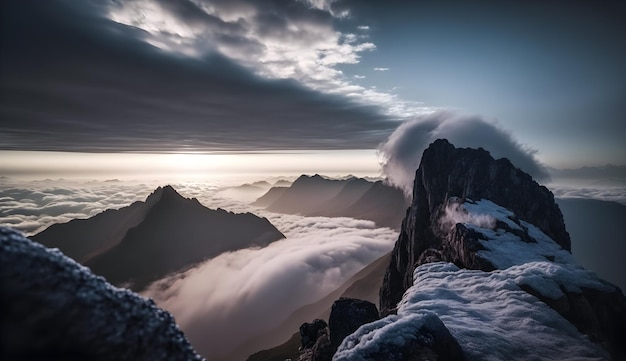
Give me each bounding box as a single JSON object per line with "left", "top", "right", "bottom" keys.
{"left": 380, "top": 138, "right": 571, "bottom": 314}
{"left": 356, "top": 139, "right": 625, "bottom": 360}
{"left": 0, "top": 227, "right": 203, "bottom": 361}
{"left": 34, "top": 185, "right": 285, "bottom": 291}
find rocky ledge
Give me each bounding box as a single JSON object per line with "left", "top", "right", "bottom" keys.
{"left": 0, "top": 227, "right": 204, "bottom": 361}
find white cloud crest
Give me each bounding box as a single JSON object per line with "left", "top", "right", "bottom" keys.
{"left": 105, "top": 0, "right": 428, "bottom": 117}
{"left": 378, "top": 111, "right": 550, "bottom": 195}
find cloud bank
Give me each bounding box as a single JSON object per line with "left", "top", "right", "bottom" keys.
{"left": 144, "top": 214, "right": 396, "bottom": 358}
{"left": 0, "top": 178, "right": 397, "bottom": 360}
{"left": 378, "top": 112, "right": 549, "bottom": 195}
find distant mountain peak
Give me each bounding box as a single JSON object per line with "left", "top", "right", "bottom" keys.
{"left": 145, "top": 185, "right": 188, "bottom": 207}
{"left": 34, "top": 185, "right": 285, "bottom": 292}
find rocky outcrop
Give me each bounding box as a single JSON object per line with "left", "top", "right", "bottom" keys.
{"left": 380, "top": 139, "right": 570, "bottom": 315}
{"left": 299, "top": 319, "right": 328, "bottom": 349}
{"left": 294, "top": 298, "right": 380, "bottom": 361}
{"left": 36, "top": 185, "right": 285, "bottom": 291}
{"left": 377, "top": 139, "right": 625, "bottom": 360}
{"left": 298, "top": 319, "right": 331, "bottom": 361}
{"left": 0, "top": 227, "right": 203, "bottom": 361}
{"left": 328, "top": 298, "right": 380, "bottom": 353}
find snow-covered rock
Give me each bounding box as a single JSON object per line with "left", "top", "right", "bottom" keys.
{"left": 0, "top": 227, "right": 204, "bottom": 361}
{"left": 337, "top": 197, "right": 626, "bottom": 360}
{"left": 365, "top": 140, "right": 626, "bottom": 360}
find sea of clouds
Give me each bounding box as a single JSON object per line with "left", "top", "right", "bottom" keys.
{"left": 0, "top": 176, "right": 397, "bottom": 359}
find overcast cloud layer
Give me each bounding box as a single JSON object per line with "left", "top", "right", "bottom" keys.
{"left": 0, "top": 0, "right": 410, "bottom": 152}
{"left": 379, "top": 112, "right": 549, "bottom": 195}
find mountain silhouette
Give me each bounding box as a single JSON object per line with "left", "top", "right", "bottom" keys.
{"left": 31, "top": 191, "right": 162, "bottom": 263}
{"left": 34, "top": 185, "right": 285, "bottom": 291}
{"left": 254, "top": 175, "right": 409, "bottom": 229}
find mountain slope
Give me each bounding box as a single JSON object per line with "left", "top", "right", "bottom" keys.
{"left": 0, "top": 227, "right": 203, "bottom": 361}
{"left": 336, "top": 181, "right": 408, "bottom": 229}
{"left": 309, "top": 177, "right": 373, "bottom": 216}
{"left": 265, "top": 174, "right": 349, "bottom": 214}
{"left": 31, "top": 193, "right": 161, "bottom": 262}
{"left": 85, "top": 186, "right": 285, "bottom": 291}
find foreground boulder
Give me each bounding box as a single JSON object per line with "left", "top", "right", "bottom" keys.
{"left": 0, "top": 227, "right": 203, "bottom": 361}
{"left": 328, "top": 298, "right": 379, "bottom": 353}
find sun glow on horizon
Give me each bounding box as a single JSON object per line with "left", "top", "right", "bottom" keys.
{"left": 0, "top": 150, "right": 382, "bottom": 182}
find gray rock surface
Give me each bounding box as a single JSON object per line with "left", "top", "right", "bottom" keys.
{"left": 0, "top": 227, "right": 204, "bottom": 361}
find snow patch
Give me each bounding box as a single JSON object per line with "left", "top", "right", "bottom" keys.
{"left": 333, "top": 312, "right": 443, "bottom": 361}
{"left": 439, "top": 198, "right": 496, "bottom": 230}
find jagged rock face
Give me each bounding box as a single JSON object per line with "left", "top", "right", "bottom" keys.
{"left": 380, "top": 139, "right": 570, "bottom": 315}
{"left": 374, "top": 140, "right": 625, "bottom": 359}
{"left": 328, "top": 298, "right": 380, "bottom": 353}
{"left": 0, "top": 227, "right": 203, "bottom": 361}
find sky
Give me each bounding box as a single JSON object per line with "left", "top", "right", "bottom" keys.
{"left": 1, "top": 0, "right": 625, "bottom": 177}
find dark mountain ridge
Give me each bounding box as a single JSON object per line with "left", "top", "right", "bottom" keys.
{"left": 30, "top": 190, "right": 161, "bottom": 262}
{"left": 254, "top": 175, "right": 410, "bottom": 229}
{"left": 34, "top": 185, "right": 285, "bottom": 291}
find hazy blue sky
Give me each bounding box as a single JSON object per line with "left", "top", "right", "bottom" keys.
{"left": 1, "top": 0, "right": 624, "bottom": 171}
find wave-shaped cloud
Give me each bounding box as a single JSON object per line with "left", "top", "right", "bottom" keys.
{"left": 144, "top": 214, "right": 396, "bottom": 358}
{"left": 378, "top": 112, "right": 549, "bottom": 195}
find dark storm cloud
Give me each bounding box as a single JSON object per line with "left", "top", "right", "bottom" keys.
{"left": 0, "top": 0, "right": 393, "bottom": 152}
{"left": 379, "top": 112, "right": 549, "bottom": 195}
